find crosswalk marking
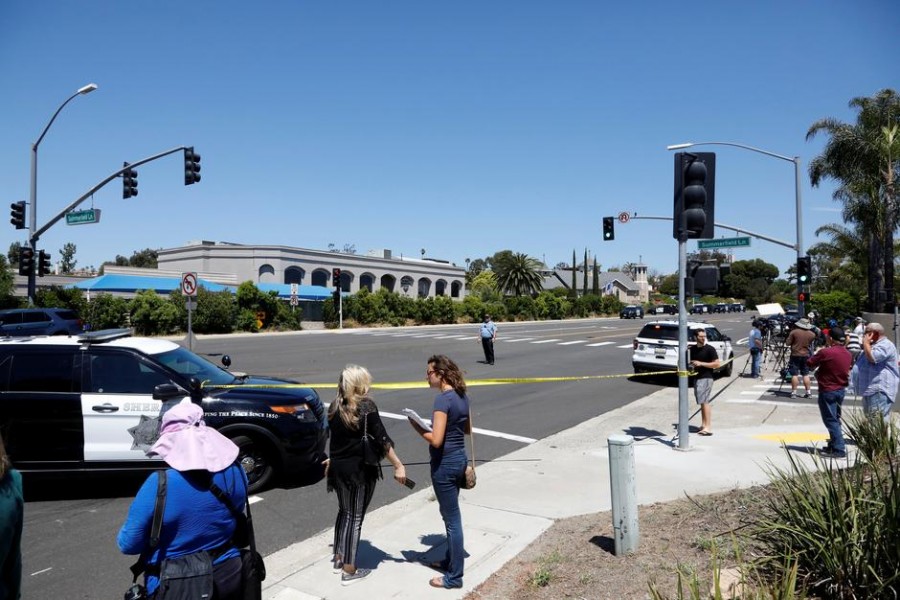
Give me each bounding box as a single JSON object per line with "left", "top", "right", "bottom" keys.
{"left": 531, "top": 339, "right": 562, "bottom": 344}
{"left": 586, "top": 341, "right": 614, "bottom": 347}
{"left": 503, "top": 338, "right": 534, "bottom": 343}
{"left": 558, "top": 340, "right": 586, "bottom": 346}
{"left": 616, "top": 344, "right": 633, "bottom": 349}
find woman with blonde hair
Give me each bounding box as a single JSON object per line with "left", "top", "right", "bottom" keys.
{"left": 325, "top": 365, "right": 407, "bottom": 586}
{"left": 0, "top": 433, "right": 24, "bottom": 600}
{"left": 409, "top": 354, "right": 471, "bottom": 589}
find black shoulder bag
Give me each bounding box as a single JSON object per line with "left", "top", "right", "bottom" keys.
{"left": 209, "top": 481, "right": 266, "bottom": 600}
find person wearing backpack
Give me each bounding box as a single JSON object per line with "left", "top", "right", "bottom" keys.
{"left": 118, "top": 399, "right": 248, "bottom": 599}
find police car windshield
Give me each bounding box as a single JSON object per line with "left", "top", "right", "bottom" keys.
{"left": 155, "top": 346, "right": 236, "bottom": 386}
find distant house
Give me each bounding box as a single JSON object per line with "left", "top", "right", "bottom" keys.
{"left": 541, "top": 263, "right": 649, "bottom": 304}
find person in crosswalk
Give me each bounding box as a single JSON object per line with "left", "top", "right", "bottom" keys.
{"left": 478, "top": 314, "right": 497, "bottom": 365}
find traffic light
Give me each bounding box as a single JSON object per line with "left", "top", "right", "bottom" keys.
{"left": 333, "top": 290, "right": 340, "bottom": 310}
{"left": 184, "top": 147, "right": 201, "bottom": 185}
{"left": 332, "top": 268, "right": 342, "bottom": 288}
{"left": 798, "top": 290, "right": 811, "bottom": 303}
{"left": 673, "top": 152, "right": 716, "bottom": 240}
{"left": 38, "top": 250, "right": 51, "bottom": 277}
{"left": 797, "top": 256, "right": 811, "bottom": 285}
{"left": 10, "top": 201, "right": 25, "bottom": 229}
{"left": 18, "top": 247, "right": 34, "bottom": 277}
{"left": 602, "top": 216, "right": 615, "bottom": 241}
{"left": 122, "top": 162, "right": 138, "bottom": 199}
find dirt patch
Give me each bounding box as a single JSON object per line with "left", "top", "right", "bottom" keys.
{"left": 465, "top": 486, "right": 771, "bottom": 600}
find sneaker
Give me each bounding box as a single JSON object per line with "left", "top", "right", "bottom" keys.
{"left": 341, "top": 568, "right": 371, "bottom": 586}
{"left": 332, "top": 559, "right": 343, "bottom": 574}
{"left": 820, "top": 448, "right": 847, "bottom": 459}
{"left": 789, "top": 391, "right": 797, "bottom": 398}
{"left": 803, "top": 392, "right": 812, "bottom": 399}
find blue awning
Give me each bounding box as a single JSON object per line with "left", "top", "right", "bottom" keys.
{"left": 68, "top": 274, "right": 232, "bottom": 294}
{"left": 254, "top": 283, "right": 333, "bottom": 300}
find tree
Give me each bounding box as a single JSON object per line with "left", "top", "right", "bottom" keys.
{"left": 570, "top": 250, "right": 577, "bottom": 298}
{"left": 582, "top": 249, "right": 588, "bottom": 296}
{"left": 554, "top": 261, "right": 569, "bottom": 270}
{"left": 0, "top": 254, "right": 15, "bottom": 308}
{"left": 7, "top": 242, "right": 21, "bottom": 268}
{"left": 59, "top": 243, "right": 77, "bottom": 273}
{"left": 807, "top": 88, "right": 900, "bottom": 312}
{"left": 592, "top": 258, "right": 600, "bottom": 295}
{"left": 494, "top": 253, "right": 543, "bottom": 297}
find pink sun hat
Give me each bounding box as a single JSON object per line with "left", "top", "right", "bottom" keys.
{"left": 150, "top": 399, "right": 239, "bottom": 472}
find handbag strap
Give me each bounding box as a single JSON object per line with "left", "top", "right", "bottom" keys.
{"left": 209, "top": 475, "right": 257, "bottom": 553}
{"left": 129, "top": 469, "right": 168, "bottom": 581}
{"left": 466, "top": 405, "right": 476, "bottom": 469}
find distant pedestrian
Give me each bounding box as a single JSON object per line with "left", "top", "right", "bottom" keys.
{"left": 808, "top": 327, "right": 853, "bottom": 458}
{"left": 689, "top": 329, "right": 720, "bottom": 436}
{"left": 851, "top": 322, "right": 899, "bottom": 421}
{"left": 0, "top": 433, "right": 23, "bottom": 600}
{"left": 478, "top": 314, "right": 497, "bottom": 365}
{"left": 786, "top": 318, "right": 817, "bottom": 398}
{"left": 748, "top": 320, "right": 763, "bottom": 379}
{"left": 845, "top": 327, "right": 863, "bottom": 364}
{"left": 325, "top": 365, "right": 407, "bottom": 586}
{"left": 409, "top": 355, "right": 471, "bottom": 589}
{"left": 853, "top": 316, "right": 866, "bottom": 337}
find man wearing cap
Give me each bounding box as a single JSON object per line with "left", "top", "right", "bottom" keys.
{"left": 785, "top": 318, "right": 817, "bottom": 398}
{"left": 851, "top": 322, "right": 900, "bottom": 421}
{"left": 478, "top": 314, "right": 497, "bottom": 365}
{"left": 807, "top": 327, "right": 853, "bottom": 458}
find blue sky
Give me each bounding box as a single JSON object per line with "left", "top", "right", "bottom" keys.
{"left": 1, "top": 1, "right": 898, "bottom": 279}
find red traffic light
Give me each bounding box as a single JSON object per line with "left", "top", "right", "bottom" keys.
{"left": 332, "top": 268, "right": 342, "bottom": 288}
{"left": 798, "top": 291, "right": 810, "bottom": 303}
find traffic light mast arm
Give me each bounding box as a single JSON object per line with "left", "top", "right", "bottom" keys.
{"left": 32, "top": 145, "right": 191, "bottom": 242}
{"left": 628, "top": 215, "right": 796, "bottom": 250}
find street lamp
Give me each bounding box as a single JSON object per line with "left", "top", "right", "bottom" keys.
{"left": 27, "top": 82, "right": 98, "bottom": 303}
{"left": 666, "top": 141, "right": 805, "bottom": 315}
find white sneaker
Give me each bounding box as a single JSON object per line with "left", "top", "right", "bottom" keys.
{"left": 789, "top": 391, "right": 797, "bottom": 398}
{"left": 341, "top": 568, "right": 371, "bottom": 586}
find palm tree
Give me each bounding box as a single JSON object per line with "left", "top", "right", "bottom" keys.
{"left": 807, "top": 88, "right": 900, "bottom": 311}
{"left": 494, "top": 252, "right": 544, "bottom": 297}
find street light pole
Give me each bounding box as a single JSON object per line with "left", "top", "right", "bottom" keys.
{"left": 27, "top": 82, "right": 98, "bottom": 304}
{"left": 666, "top": 141, "right": 805, "bottom": 315}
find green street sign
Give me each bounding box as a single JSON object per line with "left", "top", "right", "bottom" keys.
{"left": 66, "top": 208, "right": 101, "bottom": 225}
{"left": 697, "top": 236, "right": 750, "bottom": 249}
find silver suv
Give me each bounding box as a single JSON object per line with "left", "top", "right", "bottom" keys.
{"left": 632, "top": 320, "right": 734, "bottom": 377}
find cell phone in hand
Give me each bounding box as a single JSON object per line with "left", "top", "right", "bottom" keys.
{"left": 403, "top": 478, "right": 416, "bottom": 490}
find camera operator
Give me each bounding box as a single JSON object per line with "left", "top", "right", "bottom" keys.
{"left": 786, "top": 318, "right": 817, "bottom": 398}
{"left": 748, "top": 320, "right": 763, "bottom": 379}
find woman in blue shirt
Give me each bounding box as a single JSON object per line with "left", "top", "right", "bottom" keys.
{"left": 118, "top": 399, "right": 248, "bottom": 599}
{"left": 409, "top": 354, "right": 471, "bottom": 589}
{"left": 0, "top": 433, "right": 23, "bottom": 600}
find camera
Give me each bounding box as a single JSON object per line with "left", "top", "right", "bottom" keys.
{"left": 124, "top": 583, "right": 148, "bottom": 600}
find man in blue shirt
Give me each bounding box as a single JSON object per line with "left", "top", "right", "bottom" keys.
{"left": 851, "top": 322, "right": 899, "bottom": 421}
{"left": 748, "top": 320, "right": 763, "bottom": 379}
{"left": 479, "top": 314, "right": 497, "bottom": 365}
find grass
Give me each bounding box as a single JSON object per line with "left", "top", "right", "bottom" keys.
{"left": 528, "top": 548, "right": 564, "bottom": 588}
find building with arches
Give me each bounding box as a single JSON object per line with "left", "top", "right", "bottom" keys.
{"left": 156, "top": 242, "right": 467, "bottom": 299}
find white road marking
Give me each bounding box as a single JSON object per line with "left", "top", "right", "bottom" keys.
{"left": 379, "top": 411, "right": 536, "bottom": 444}
{"left": 586, "top": 341, "right": 614, "bottom": 347}
{"left": 531, "top": 339, "right": 562, "bottom": 344}
{"left": 726, "top": 399, "right": 819, "bottom": 407}
{"left": 616, "top": 344, "right": 633, "bottom": 349}
{"left": 249, "top": 495, "right": 264, "bottom": 505}
{"left": 558, "top": 340, "right": 586, "bottom": 346}
{"left": 503, "top": 338, "right": 534, "bottom": 343}
{"left": 30, "top": 567, "right": 53, "bottom": 576}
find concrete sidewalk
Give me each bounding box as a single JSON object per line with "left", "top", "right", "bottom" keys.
{"left": 260, "top": 371, "right": 852, "bottom": 599}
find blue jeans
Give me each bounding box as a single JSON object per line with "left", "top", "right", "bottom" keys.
{"left": 431, "top": 449, "right": 467, "bottom": 588}
{"left": 863, "top": 391, "right": 894, "bottom": 421}
{"left": 750, "top": 348, "right": 761, "bottom": 378}
{"left": 817, "top": 389, "right": 846, "bottom": 453}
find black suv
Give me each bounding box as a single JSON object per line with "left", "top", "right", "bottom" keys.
{"left": 0, "top": 329, "right": 327, "bottom": 492}
{"left": 0, "top": 307, "right": 84, "bottom": 336}
{"left": 620, "top": 305, "right": 644, "bottom": 319}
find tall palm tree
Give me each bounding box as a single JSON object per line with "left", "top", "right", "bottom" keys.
{"left": 495, "top": 252, "right": 544, "bottom": 297}
{"left": 807, "top": 88, "right": 900, "bottom": 311}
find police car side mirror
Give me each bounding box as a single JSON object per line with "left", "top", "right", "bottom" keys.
{"left": 222, "top": 355, "right": 232, "bottom": 369}
{"left": 153, "top": 383, "right": 187, "bottom": 401}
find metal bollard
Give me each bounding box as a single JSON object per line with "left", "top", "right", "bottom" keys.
{"left": 608, "top": 434, "right": 639, "bottom": 555}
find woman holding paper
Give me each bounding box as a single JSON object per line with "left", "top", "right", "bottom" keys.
{"left": 409, "top": 354, "right": 471, "bottom": 589}
{"left": 325, "top": 365, "right": 407, "bottom": 586}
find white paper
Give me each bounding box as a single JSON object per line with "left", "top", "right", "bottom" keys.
{"left": 402, "top": 408, "right": 432, "bottom": 432}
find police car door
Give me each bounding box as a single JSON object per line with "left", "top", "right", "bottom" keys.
{"left": 81, "top": 349, "right": 176, "bottom": 462}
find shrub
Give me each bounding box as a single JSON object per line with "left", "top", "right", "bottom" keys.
{"left": 192, "top": 288, "right": 237, "bottom": 334}
{"left": 130, "top": 290, "right": 180, "bottom": 335}
{"left": 83, "top": 293, "right": 130, "bottom": 330}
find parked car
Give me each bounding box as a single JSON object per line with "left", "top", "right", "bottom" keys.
{"left": 0, "top": 307, "right": 84, "bottom": 337}
{"left": 632, "top": 320, "right": 734, "bottom": 377}
{"left": 0, "top": 328, "right": 328, "bottom": 492}
{"left": 729, "top": 303, "right": 745, "bottom": 313}
{"left": 620, "top": 305, "right": 644, "bottom": 319}
{"left": 713, "top": 303, "right": 730, "bottom": 313}
{"left": 689, "top": 304, "right": 710, "bottom": 315}
{"left": 653, "top": 304, "right": 678, "bottom": 315}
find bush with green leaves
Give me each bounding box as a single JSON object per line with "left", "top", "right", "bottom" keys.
{"left": 130, "top": 290, "right": 181, "bottom": 336}
{"left": 236, "top": 308, "right": 261, "bottom": 332}
{"left": 504, "top": 295, "right": 537, "bottom": 321}
{"left": 191, "top": 288, "right": 237, "bottom": 334}
{"left": 83, "top": 293, "right": 130, "bottom": 330}
{"left": 535, "top": 290, "right": 570, "bottom": 320}
{"left": 34, "top": 285, "right": 88, "bottom": 316}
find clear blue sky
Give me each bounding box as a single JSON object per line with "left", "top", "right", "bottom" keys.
{"left": 1, "top": 1, "right": 897, "bottom": 279}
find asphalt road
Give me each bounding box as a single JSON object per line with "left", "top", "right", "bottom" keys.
{"left": 20, "top": 313, "right": 753, "bottom": 599}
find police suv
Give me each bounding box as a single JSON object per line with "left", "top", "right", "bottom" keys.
{"left": 631, "top": 320, "right": 734, "bottom": 377}
{"left": 0, "top": 329, "right": 327, "bottom": 492}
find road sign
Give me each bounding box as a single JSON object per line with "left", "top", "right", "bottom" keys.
{"left": 65, "top": 208, "right": 102, "bottom": 225}
{"left": 618, "top": 211, "right": 630, "bottom": 224}
{"left": 290, "top": 283, "right": 299, "bottom": 306}
{"left": 697, "top": 236, "right": 751, "bottom": 249}
{"left": 181, "top": 272, "right": 198, "bottom": 297}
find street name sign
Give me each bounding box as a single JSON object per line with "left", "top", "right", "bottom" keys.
{"left": 65, "top": 208, "right": 101, "bottom": 225}
{"left": 697, "top": 236, "right": 751, "bottom": 249}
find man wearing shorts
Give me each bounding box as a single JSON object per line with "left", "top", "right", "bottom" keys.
{"left": 786, "top": 318, "right": 817, "bottom": 398}
{"left": 689, "top": 329, "right": 720, "bottom": 436}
